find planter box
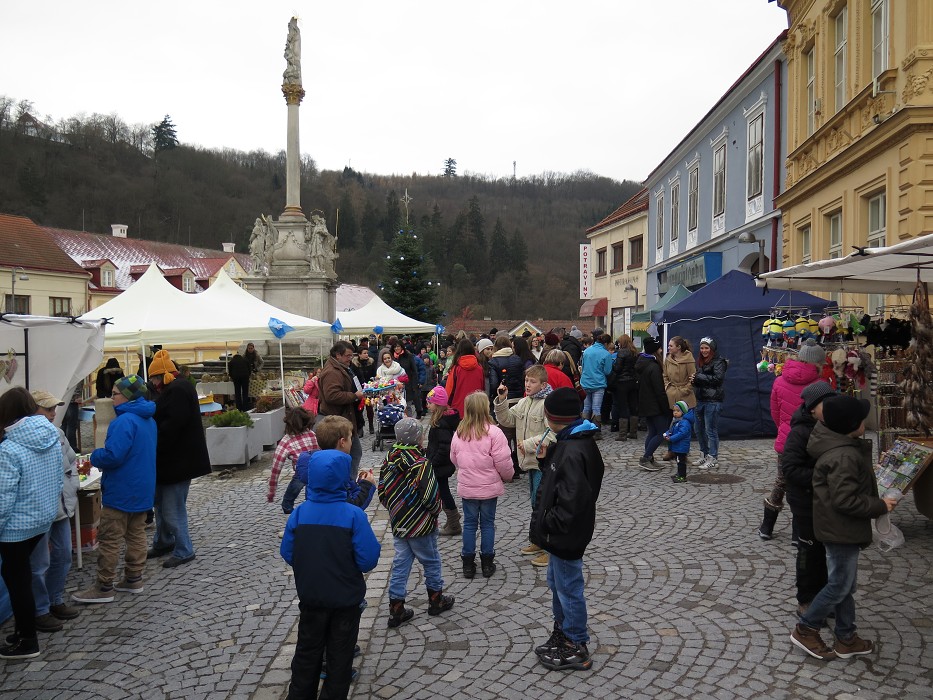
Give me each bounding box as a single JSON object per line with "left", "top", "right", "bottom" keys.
{"left": 206, "top": 425, "right": 250, "bottom": 468}
{"left": 248, "top": 406, "right": 286, "bottom": 450}
{"left": 247, "top": 423, "right": 263, "bottom": 462}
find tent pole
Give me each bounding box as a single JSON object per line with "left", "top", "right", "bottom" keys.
{"left": 279, "top": 341, "right": 286, "bottom": 405}
{"left": 662, "top": 323, "right": 669, "bottom": 359}
{"left": 141, "top": 342, "right": 147, "bottom": 381}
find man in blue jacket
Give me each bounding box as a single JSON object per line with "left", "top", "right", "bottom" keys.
{"left": 73, "top": 375, "right": 157, "bottom": 604}
{"left": 281, "top": 415, "right": 380, "bottom": 698}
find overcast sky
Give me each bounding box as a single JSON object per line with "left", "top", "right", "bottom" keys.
{"left": 1, "top": 1, "right": 788, "bottom": 183}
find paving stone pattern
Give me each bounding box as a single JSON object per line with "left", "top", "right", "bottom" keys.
{"left": 1, "top": 428, "right": 931, "bottom": 699}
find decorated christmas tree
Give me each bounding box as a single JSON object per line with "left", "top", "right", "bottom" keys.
{"left": 380, "top": 224, "right": 441, "bottom": 322}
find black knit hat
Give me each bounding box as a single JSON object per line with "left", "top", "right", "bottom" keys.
{"left": 822, "top": 395, "right": 870, "bottom": 435}
{"left": 800, "top": 381, "right": 836, "bottom": 411}
{"left": 544, "top": 387, "right": 581, "bottom": 424}
{"left": 642, "top": 337, "right": 661, "bottom": 354}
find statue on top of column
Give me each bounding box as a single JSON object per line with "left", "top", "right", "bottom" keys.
{"left": 249, "top": 215, "right": 276, "bottom": 276}
{"left": 305, "top": 213, "right": 338, "bottom": 278}
{"left": 283, "top": 17, "right": 302, "bottom": 86}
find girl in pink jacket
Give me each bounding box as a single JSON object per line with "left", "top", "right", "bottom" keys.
{"left": 450, "top": 391, "right": 513, "bottom": 579}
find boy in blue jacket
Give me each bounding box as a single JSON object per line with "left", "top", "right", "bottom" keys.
{"left": 663, "top": 400, "right": 695, "bottom": 484}
{"left": 73, "top": 375, "right": 157, "bottom": 603}
{"left": 281, "top": 415, "right": 380, "bottom": 699}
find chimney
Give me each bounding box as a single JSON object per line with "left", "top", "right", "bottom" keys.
{"left": 111, "top": 224, "right": 128, "bottom": 238}
{"left": 222, "top": 242, "right": 235, "bottom": 253}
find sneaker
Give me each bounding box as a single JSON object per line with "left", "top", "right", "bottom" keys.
{"left": 538, "top": 639, "right": 593, "bottom": 671}
{"left": 0, "top": 636, "right": 40, "bottom": 660}
{"left": 692, "top": 455, "right": 708, "bottom": 467}
{"left": 73, "top": 585, "right": 115, "bottom": 604}
{"left": 353, "top": 644, "right": 361, "bottom": 658}
{"left": 114, "top": 578, "right": 144, "bottom": 594}
{"left": 535, "top": 626, "right": 567, "bottom": 657}
{"left": 530, "top": 552, "right": 550, "bottom": 567}
{"left": 757, "top": 529, "right": 773, "bottom": 541}
{"left": 146, "top": 546, "right": 172, "bottom": 559}
{"left": 49, "top": 603, "right": 81, "bottom": 620}
{"left": 670, "top": 475, "right": 687, "bottom": 484}
{"left": 520, "top": 543, "right": 543, "bottom": 555}
{"left": 834, "top": 634, "right": 874, "bottom": 658}
{"left": 704, "top": 457, "right": 718, "bottom": 469}
{"left": 790, "top": 623, "right": 836, "bottom": 660}
{"left": 639, "top": 456, "right": 661, "bottom": 472}
{"left": 34, "top": 613, "right": 64, "bottom": 632}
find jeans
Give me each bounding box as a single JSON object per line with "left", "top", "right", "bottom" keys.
{"left": 528, "top": 470, "right": 542, "bottom": 509}
{"left": 30, "top": 518, "right": 73, "bottom": 614}
{"left": 97, "top": 507, "right": 148, "bottom": 585}
{"left": 794, "top": 513, "right": 828, "bottom": 605}
{"left": 546, "top": 555, "right": 589, "bottom": 645}
{"left": 437, "top": 477, "right": 456, "bottom": 511}
{"left": 281, "top": 476, "right": 305, "bottom": 514}
{"left": 461, "top": 497, "right": 497, "bottom": 557}
{"left": 315, "top": 413, "right": 362, "bottom": 477}
{"left": 800, "top": 542, "right": 860, "bottom": 640}
{"left": 0, "top": 534, "right": 43, "bottom": 639}
{"left": 389, "top": 533, "right": 444, "bottom": 600}
{"left": 289, "top": 603, "right": 361, "bottom": 700}
{"left": 232, "top": 377, "right": 249, "bottom": 411}
{"left": 582, "top": 389, "right": 605, "bottom": 420}
{"left": 153, "top": 481, "right": 195, "bottom": 559}
{"left": 643, "top": 414, "right": 669, "bottom": 459}
{"left": 694, "top": 401, "right": 722, "bottom": 458}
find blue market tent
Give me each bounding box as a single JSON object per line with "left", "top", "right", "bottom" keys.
{"left": 657, "top": 270, "right": 836, "bottom": 439}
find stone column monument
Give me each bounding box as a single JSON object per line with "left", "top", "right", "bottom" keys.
{"left": 242, "top": 16, "right": 338, "bottom": 350}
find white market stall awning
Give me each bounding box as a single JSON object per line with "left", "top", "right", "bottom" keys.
{"left": 335, "top": 295, "right": 437, "bottom": 336}
{"left": 80, "top": 264, "right": 332, "bottom": 345}
{"left": 757, "top": 233, "right": 933, "bottom": 295}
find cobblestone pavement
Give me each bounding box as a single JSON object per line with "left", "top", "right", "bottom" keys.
{"left": 1, "top": 428, "right": 931, "bottom": 699}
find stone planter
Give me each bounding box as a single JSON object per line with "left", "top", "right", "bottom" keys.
{"left": 248, "top": 406, "right": 286, "bottom": 450}
{"left": 206, "top": 426, "right": 251, "bottom": 469}
{"left": 247, "top": 423, "right": 263, "bottom": 462}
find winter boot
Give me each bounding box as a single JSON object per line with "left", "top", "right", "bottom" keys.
{"left": 427, "top": 588, "right": 455, "bottom": 616}
{"left": 627, "top": 417, "right": 638, "bottom": 439}
{"left": 387, "top": 599, "right": 414, "bottom": 628}
{"left": 462, "top": 554, "right": 477, "bottom": 579}
{"left": 758, "top": 504, "right": 780, "bottom": 540}
{"left": 615, "top": 425, "right": 627, "bottom": 441}
{"left": 592, "top": 416, "right": 603, "bottom": 440}
{"left": 480, "top": 554, "right": 496, "bottom": 578}
{"left": 439, "top": 509, "right": 462, "bottom": 536}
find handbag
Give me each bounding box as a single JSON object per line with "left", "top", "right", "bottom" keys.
{"left": 429, "top": 458, "right": 455, "bottom": 480}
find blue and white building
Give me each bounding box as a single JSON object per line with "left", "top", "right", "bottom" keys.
{"left": 644, "top": 31, "right": 788, "bottom": 305}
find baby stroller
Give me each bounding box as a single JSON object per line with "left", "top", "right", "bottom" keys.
{"left": 372, "top": 400, "right": 406, "bottom": 451}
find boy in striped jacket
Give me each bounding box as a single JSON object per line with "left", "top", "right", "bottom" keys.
{"left": 378, "top": 418, "right": 454, "bottom": 628}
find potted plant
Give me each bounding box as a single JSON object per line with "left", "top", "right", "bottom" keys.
{"left": 205, "top": 410, "right": 255, "bottom": 469}
{"left": 248, "top": 395, "right": 286, "bottom": 449}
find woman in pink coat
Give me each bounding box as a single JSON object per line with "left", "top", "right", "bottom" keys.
{"left": 450, "top": 391, "right": 513, "bottom": 580}
{"left": 301, "top": 369, "right": 320, "bottom": 415}
{"left": 760, "top": 338, "right": 826, "bottom": 540}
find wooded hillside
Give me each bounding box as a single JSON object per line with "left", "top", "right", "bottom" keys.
{"left": 0, "top": 99, "right": 641, "bottom": 321}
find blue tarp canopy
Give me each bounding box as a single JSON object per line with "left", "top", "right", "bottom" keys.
{"left": 658, "top": 271, "right": 836, "bottom": 439}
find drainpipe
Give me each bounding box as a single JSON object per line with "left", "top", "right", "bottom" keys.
{"left": 770, "top": 57, "right": 782, "bottom": 273}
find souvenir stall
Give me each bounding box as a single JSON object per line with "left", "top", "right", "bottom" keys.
{"left": 758, "top": 233, "right": 933, "bottom": 518}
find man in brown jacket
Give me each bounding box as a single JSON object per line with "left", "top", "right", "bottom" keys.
{"left": 317, "top": 340, "right": 365, "bottom": 475}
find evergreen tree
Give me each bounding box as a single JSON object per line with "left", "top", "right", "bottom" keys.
{"left": 383, "top": 189, "right": 401, "bottom": 243}
{"left": 361, "top": 200, "right": 381, "bottom": 241}
{"left": 443, "top": 158, "right": 457, "bottom": 177}
{"left": 151, "top": 115, "right": 178, "bottom": 153}
{"left": 466, "top": 195, "right": 488, "bottom": 280}
{"left": 507, "top": 228, "right": 529, "bottom": 274}
{"left": 337, "top": 191, "right": 358, "bottom": 248}
{"left": 488, "top": 217, "right": 509, "bottom": 278}
{"left": 380, "top": 226, "right": 440, "bottom": 322}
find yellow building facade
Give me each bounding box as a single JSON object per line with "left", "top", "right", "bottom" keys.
{"left": 776, "top": 0, "right": 933, "bottom": 311}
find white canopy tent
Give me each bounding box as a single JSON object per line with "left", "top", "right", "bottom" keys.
{"left": 335, "top": 295, "right": 437, "bottom": 336}
{"left": 757, "top": 233, "right": 933, "bottom": 294}
{"left": 80, "top": 264, "right": 333, "bottom": 345}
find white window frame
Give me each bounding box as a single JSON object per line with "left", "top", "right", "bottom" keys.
{"left": 102, "top": 268, "right": 114, "bottom": 288}
{"left": 829, "top": 212, "right": 843, "bottom": 259}
{"left": 834, "top": 8, "right": 847, "bottom": 112}
{"left": 800, "top": 225, "right": 812, "bottom": 264}
{"left": 655, "top": 192, "right": 665, "bottom": 257}
{"left": 744, "top": 93, "right": 767, "bottom": 222}
{"left": 868, "top": 193, "right": 886, "bottom": 248}
{"left": 183, "top": 275, "right": 194, "bottom": 293}
{"left": 710, "top": 128, "right": 727, "bottom": 237}
{"left": 806, "top": 48, "right": 816, "bottom": 136}
{"left": 227, "top": 260, "right": 236, "bottom": 274}
{"left": 872, "top": 0, "right": 889, "bottom": 79}
{"left": 868, "top": 293, "right": 885, "bottom": 316}
{"left": 670, "top": 180, "right": 680, "bottom": 243}
{"left": 687, "top": 163, "right": 699, "bottom": 233}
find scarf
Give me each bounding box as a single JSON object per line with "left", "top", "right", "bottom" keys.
{"left": 529, "top": 383, "right": 554, "bottom": 401}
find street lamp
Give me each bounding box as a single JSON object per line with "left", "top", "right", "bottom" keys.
{"left": 738, "top": 232, "right": 766, "bottom": 274}
{"left": 9, "top": 267, "right": 28, "bottom": 313}
{"left": 624, "top": 283, "right": 640, "bottom": 311}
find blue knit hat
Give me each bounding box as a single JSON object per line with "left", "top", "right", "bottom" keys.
{"left": 115, "top": 374, "right": 149, "bottom": 401}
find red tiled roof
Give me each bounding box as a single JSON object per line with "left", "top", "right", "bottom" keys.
{"left": 81, "top": 258, "right": 116, "bottom": 269}
{"left": 161, "top": 267, "right": 193, "bottom": 277}
{"left": 0, "top": 214, "right": 92, "bottom": 277}
{"left": 44, "top": 225, "right": 253, "bottom": 292}
{"left": 443, "top": 318, "right": 597, "bottom": 337}
{"left": 586, "top": 187, "right": 649, "bottom": 234}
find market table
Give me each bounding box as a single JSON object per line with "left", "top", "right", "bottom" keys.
{"left": 74, "top": 466, "right": 101, "bottom": 569}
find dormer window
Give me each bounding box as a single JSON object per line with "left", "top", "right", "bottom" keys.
{"left": 183, "top": 275, "right": 194, "bottom": 293}
{"left": 102, "top": 269, "right": 114, "bottom": 288}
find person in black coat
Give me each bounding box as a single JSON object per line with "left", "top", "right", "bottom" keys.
{"left": 781, "top": 382, "right": 835, "bottom": 612}
{"left": 352, "top": 348, "right": 378, "bottom": 434}
{"left": 95, "top": 358, "right": 125, "bottom": 399}
{"left": 635, "top": 337, "right": 668, "bottom": 470}
{"left": 146, "top": 349, "right": 211, "bottom": 569}
{"left": 227, "top": 352, "right": 251, "bottom": 411}
{"left": 691, "top": 336, "right": 728, "bottom": 469}
{"left": 528, "top": 388, "right": 604, "bottom": 672}
{"left": 609, "top": 335, "right": 639, "bottom": 441}
{"left": 389, "top": 343, "right": 419, "bottom": 418}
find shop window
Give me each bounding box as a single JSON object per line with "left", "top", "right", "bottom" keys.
{"left": 50, "top": 297, "right": 72, "bottom": 317}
